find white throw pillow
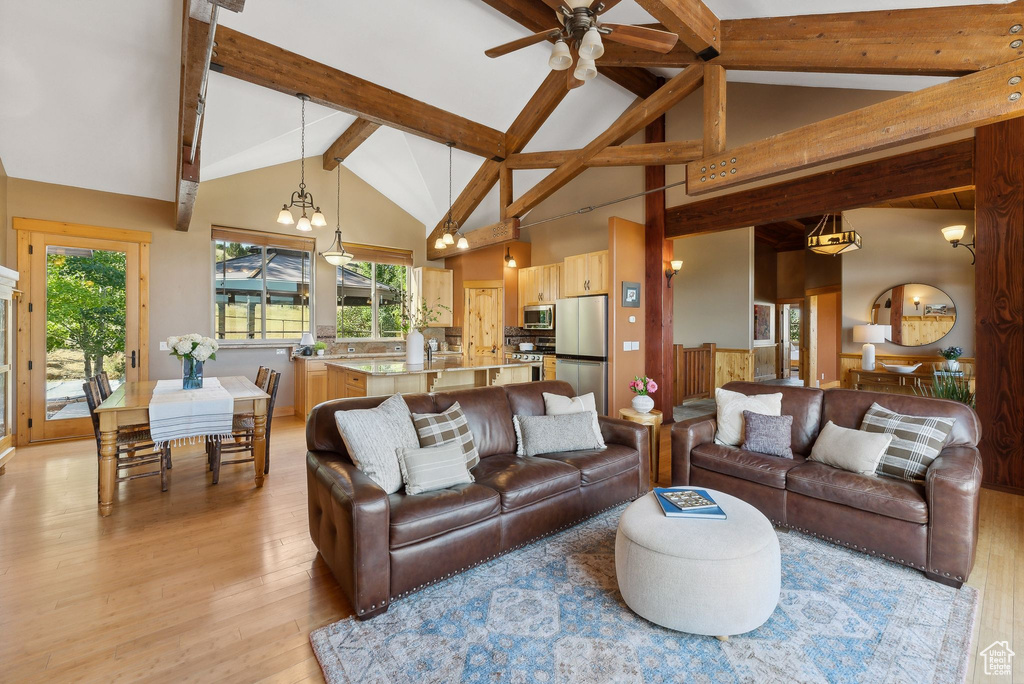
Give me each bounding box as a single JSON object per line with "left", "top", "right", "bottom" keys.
{"left": 809, "top": 421, "right": 893, "bottom": 475}
{"left": 714, "top": 388, "right": 783, "bottom": 447}
{"left": 542, "top": 391, "right": 605, "bottom": 447}
{"left": 333, "top": 393, "right": 419, "bottom": 494}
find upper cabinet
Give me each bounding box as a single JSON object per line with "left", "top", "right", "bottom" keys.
{"left": 563, "top": 250, "right": 609, "bottom": 296}
{"left": 517, "top": 264, "right": 561, "bottom": 323}
{"left": 411, "top": 267, "right": 453, "bottom": 327}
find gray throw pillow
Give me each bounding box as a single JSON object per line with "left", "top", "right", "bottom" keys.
{"left": 742, "top": 410, "right": 794, "bottom": 459}
{"left": 396, "top": 442, "right": 474, "bottom": 495}
{"left": 860, "top": 402, "right": 956, "bottom": 482}
{"left": 515, "top": 412, "right": 605, "bottom": 457}
{"left": 333, "top": 394, "right": 419, "bottom": 494}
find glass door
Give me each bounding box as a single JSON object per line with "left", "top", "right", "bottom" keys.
{"left": 26, "top": 234, "right": 142, "bottom": 441}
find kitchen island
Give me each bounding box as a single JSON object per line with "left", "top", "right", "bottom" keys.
{"left": 326, "top": 356, "right": 535, "bottom": 399}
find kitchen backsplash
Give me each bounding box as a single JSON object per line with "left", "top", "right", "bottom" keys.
{"left": 310, "top": 326, "right": 449, "bottom": 355}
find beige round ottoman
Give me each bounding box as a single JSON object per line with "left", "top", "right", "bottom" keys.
{"left": 615, "top": 489, "right": 781, "bottom": 638}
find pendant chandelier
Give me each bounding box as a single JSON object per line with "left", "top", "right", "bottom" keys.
{"left": 434, "top": 142, "right": 469, "bottom": 251}
{"left": 319, "top": 163, "right": 353, "bottom": 267}
{"left": 276, "top": 94, "right": 326, "bottom": 232}
{"left": 806, "top": 213, "right": 862, "bottom": 256}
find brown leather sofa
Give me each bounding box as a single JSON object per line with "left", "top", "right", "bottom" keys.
{"left": 306, "top": 380, "right": 649, "bottom": 618}
{"left": 672, "top": 382, "right": 982, "bottom": 588}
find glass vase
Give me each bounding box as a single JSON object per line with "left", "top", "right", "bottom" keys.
{"left": 183, "top": 357, "right": 204, "bottom": 390}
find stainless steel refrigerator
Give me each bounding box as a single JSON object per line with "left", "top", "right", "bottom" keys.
{"left": 555, "top": 295, "right": 609, "bottom": 415}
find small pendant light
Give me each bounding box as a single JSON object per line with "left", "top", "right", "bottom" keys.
{"left": 320, "top": 163, "right": 353, "bottom": 267}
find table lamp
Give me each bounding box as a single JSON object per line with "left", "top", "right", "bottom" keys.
{"left": 299, "top": 332, "right": 315, "bottom": 356}
{"left": 852, "top": 324, "right": 890, "bottom": 371}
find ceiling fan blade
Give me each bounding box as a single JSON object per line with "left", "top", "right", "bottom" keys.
{"left": 566, "top": 44, "right": 585, "bottom": 90}
{"left": 602, "top": 23, "right": 679, "bottom": 53}
{"left": 485, "top": 30, "right": 560, "bottom": 58}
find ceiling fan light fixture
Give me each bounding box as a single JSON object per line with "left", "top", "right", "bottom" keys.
{"left": 573, "top": 56, "right": 597, "bottom": 81}
{"left": 579, "top": 27, "right": 604, "bottom": 60}
{"left": 548, "top": 39, "right": 572, "bottom": 70}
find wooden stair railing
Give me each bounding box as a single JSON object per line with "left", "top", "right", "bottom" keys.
{"left": 674, "top": 343, "right": 716, "bottom": 405}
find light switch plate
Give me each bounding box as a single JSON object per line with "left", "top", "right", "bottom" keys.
{"left": 348, "top": 347, "right": 355, "bottom": 353}
{"left": 159, "top": 341, "right": 169, "bottom": 351}
{"left": 631, "top": 341, "right": 640, "bottom": 351}
{"left": 623, "top": 341, "right": 630, "bottom": 351}
{"left": 276, "top": 348, "right": 287, "bottom": 355}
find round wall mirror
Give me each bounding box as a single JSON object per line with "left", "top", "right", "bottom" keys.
{"left": 871, "top": 283, "right": 956, "bottom": 347}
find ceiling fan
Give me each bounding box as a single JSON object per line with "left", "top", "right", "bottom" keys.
{"left": 484, "top": 0, "right": 679, "bottom": 89}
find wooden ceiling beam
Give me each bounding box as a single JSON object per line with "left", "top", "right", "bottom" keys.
{"left": 322, "top": 119, "right": 380, "bottom": 171}
{"left": 479, "top": 0, "right": 660, "bottom": 97}
{"left": 204, "top": 19, "right": 506, "bottom": 159}
{"left": 505, "top": 140, "right": 702, "bottom": 169}
{"left": 426, "top": 70, "right": 568, "bottom": 259}
{"left": 175, "top": 3, "right": 210, "bottom": 231}
{"left": 634, "top": 0, "right": 721, "bottom": 60}
{"left": 702, "top": 64, "right": 725, "bottom": 155}
{"left": 453, "top": 219, "right": 522, "bottom": 256}
{"left": 505, "top": 64, "right": 704, "bottom": 219}
{"left": 686, "top": 58, "right": 1024, "bottom": 196}
{"left": 667, "top": 140, "right": 974, "bottom": 238}
{"left": 602, "top": 2, "right": 1024, "bottom": 75}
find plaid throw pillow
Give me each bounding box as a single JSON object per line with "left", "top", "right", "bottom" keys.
{"left": 859, "top": 402, "right": 956, "bottom": 482}
{"left": 411, "top": 402, "right": 480, "bottom": 469}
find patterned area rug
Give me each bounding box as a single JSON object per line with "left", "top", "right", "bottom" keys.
{"left": 310, "top": 506, "right": 978, "bottom": 683}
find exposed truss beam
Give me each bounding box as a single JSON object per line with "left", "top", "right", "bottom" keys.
{"left": 505, "top": 141, "right": 702, "bottom": 169}
{"left": 667, "top": 140, "right": 974, "bottom": 238}
{"left": 506, "top": 64, "right": 704, "bottom": 219}
{"left": 322, "top": 119, "right": 380, "bottom": 171}
{"left": 702, "top": 64, "right": 725, "bottom": 155}
{"left": 634, "top": 0, "right": 720, "bottom": 60}
{"left": 204, "top": 19, "right": 506, "bottom": 159}
{"left": 600, "top": 2, "right": 1024, "bottom": 75}
{"left": 426, "top": 70, "right": 568, "bottom": 260}
{"left": 478, "top": 0, "right": 660, "bottom": 97}
{"left": 687, "top": 58, "right": 1024, "bottom": 196}
{"left": 175, "top": 3, "right": 209, "bottom": 231}
{"left": 454, "top": 219, "right": 522, "bottom": 256}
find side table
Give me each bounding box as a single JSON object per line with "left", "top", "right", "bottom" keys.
{"left": 618, "top": 408, "right": 663, "bottom": 484}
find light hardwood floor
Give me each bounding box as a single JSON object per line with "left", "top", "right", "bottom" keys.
{"left": 0, "top": 418, "right": 1020, "bottom": 683}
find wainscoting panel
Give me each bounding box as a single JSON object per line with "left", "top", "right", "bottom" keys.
{"left": 715, "top": 348, "right": 755, "bottom": 388}
{"left": 753, "top": 344, "right": 778, "bottom": 381}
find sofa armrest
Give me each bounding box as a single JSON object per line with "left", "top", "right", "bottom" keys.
{"left": 306, "top": 451, "right": 391, "bottom": 617}
{"left": 599, "top": 417, "right": 650, "bottom": 495}
{"left": 925, "top": 446, "right": 982, "bottom": 584}
{"left": 670, "top": 416, "right": 717, "bottom": 486}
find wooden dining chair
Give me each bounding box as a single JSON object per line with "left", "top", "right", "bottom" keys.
{"left": 83, "top": 378, "right": 170, "bottom": 492}
{"left": 96, "top": 371, "right": 113, "bottom": 400}
{"left": 209, "top": 370, "right": 280, "bottom": 484}
{"left": 205, "top": 365, "right": 272, "bottom": 471}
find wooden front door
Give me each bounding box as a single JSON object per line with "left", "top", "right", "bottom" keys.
{"left": 16, "top": 220, "right": 150, "bottom": 443}
{"left": 465, "top": 287, "right": 502, "bottom": 362}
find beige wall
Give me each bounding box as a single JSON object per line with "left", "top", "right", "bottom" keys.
{"left": 672, "top": 227, "right": 753, "bottom": 348}
{"left": 841, "top": 207, "right": 975, "bottom": 356}
{"left": 0, "top": 156, "right": 7, "bottom": 266}
{"left": 3, "top": 157, "right": 426, "bottom": 410}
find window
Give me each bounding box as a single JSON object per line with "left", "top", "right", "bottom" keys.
{"left": 336, "top": 245, "right": 412, "bottom": 339}
{"left": 213, "top": 228, "right": 313, "bottom": 341}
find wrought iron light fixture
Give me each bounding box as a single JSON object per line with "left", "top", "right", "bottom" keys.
{"left": 319, "top": 162, "right": 353, "bottom": 267}
{"left": 504, "top": 247, "right": 517, "bottom": 269}
{"left": 941, "top": 224, "right": 976, "bottom": 264}
{"left": 276, "top": 94, "right": 326, "bottom": 232}
{"left": 435, "top": 143, "right": 468, "bottom": 250}
{"left": 806, "top": 213, "right": 861, "bottom": 256}
{"left": 665, "top": 259, "right": 683, "bottom": 286}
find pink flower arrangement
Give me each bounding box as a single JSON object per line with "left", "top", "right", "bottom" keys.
{"left": 629, "top": 375, "right": 658, "bottom": 396}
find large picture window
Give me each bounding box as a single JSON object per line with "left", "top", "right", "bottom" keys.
{"left": 213, "top": 228, "right": 313, "bottom": 341}
{"left": 336, "top": 245, "right": 412, "bottom": 340}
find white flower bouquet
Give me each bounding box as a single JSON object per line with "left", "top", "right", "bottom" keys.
{"left": 166, "top": 333, "right": 219, "bottom": 362}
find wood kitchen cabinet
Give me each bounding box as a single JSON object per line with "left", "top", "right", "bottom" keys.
{"left": 563, "top": 250, "right": 609, "bottom": 296}
{"left": 516, "top": 264, "right": 561, "bottom": 324}
{"left": 411, "top": 267, "right": 453, "bottom": 326}
{"left": 293, "top": 358, "right": 328, "bottom": 417}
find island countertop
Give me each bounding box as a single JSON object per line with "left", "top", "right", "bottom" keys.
{"left": 326, "top": 356, "right": 535, "bottom": 376}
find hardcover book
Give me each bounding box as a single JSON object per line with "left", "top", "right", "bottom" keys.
{"left": 653, "top": 487, "right": 728, "bottom": 520}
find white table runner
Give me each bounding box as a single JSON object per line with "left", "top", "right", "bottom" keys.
{"left": 148, "top": 377, "right": 234, "bottom": 446}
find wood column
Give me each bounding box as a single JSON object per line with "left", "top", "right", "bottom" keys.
{"left": 974, "top": 119, "right": 1024, "bottom": 493}
{"left": 644, "top": 101, "right": 674, "bottom": 422}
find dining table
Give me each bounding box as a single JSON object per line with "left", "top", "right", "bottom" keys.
{"left": 93, "top": 376, "right": 271, "bottom": 516}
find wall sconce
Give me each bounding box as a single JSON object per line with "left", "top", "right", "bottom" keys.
{"left": 913, "top": 296, "right": 920, "bottom": 310}
{"left": 504, "top": 247, "right": 517, "bottom": 269}
{"left": 665, "top": 260, "right": 683, "bottom": 286}
{"left": 941, "top": 224, "right": 976, "bottom": 265}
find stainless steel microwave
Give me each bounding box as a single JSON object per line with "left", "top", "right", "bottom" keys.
{"left": 523, "top": 304, "right": 554, "bottom": 330}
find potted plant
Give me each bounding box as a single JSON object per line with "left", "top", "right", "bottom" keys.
{"left": 166, "top": 333, "right": 218, "bottom": 389}
{"left": 400, "top": 294, "right": 451, "bottom": 366}
{"left": 939, "top": 346, "right": 964, "bottom": 372}
{"left": 629, "top": 375, "right": 658, "bottom": 414}
{"left": 915, "top": 370, "right": 976, "bottom": 408}
{"left": 313, "top": 341, "right": 327, "bottom": 357}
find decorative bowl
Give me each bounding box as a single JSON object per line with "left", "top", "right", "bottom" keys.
{"left": 519, "top": 342, "right": 535, "bottom": 351}
{"left": 881, "top": 362, "right": 922, "bottom": 374}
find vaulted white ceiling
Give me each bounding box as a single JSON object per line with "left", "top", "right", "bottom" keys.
{"left": 0, "top": 0, "right": 1010, "bottom": 233}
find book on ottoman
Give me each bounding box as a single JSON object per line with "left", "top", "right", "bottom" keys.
{"left": 653, "top": 487, "right": 728, "bottom": 520}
